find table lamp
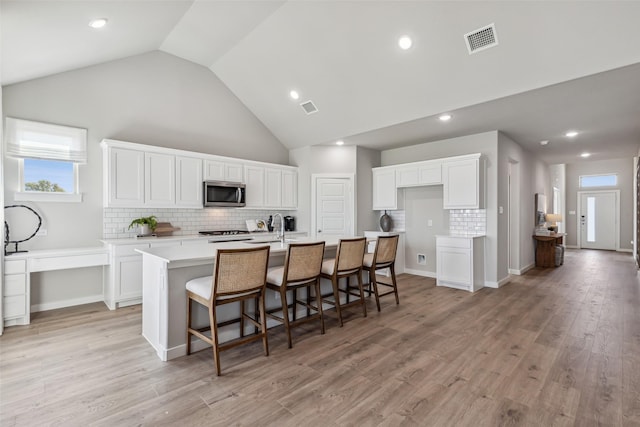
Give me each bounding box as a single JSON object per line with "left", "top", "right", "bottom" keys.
{"left": 545, "top": 213, "right": 562, "bottom": 233}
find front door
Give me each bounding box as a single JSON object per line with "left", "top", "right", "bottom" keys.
{"left": 315, "top": 177, "right": 353, "bottom": 238}
{"left": 579, "top": 191, "right": 617, "bottom": 250}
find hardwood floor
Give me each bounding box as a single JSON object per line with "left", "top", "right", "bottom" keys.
{"left": 1, "top": 249, "right": 639, "bottom": 426}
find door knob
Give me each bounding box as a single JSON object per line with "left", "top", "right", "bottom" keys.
{"left": 318, "top": 230, "right": 322, "bottom": 233}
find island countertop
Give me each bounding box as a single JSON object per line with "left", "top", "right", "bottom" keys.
{"left": 135, "top": 235, "right": 344, "bottom": 264}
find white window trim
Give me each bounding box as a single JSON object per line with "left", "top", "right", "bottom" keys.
{"left": 16, "top": 159, "right": 83, "bottom": 203}
{"left": 578, "top": 173, "right": 618, "bottom": 188}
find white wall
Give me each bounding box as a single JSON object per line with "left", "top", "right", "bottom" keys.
{"left": 355, "top": 146, "right": 381, "bottom": 234}
{"left": 565, "top": 157, "right": 634, "bottom": 250}
{"left": 2, "top": 51, "right": 289, "bottom": 309}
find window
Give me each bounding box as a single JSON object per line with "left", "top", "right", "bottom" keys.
{"left": 5, "top": 117, "right": 86, "bottom": 202}
{"left": 579, "top": 174, "right": 617, "bottom": 188}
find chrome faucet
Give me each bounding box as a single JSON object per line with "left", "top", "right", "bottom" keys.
{"left": 273, "top": 213, "right": 285, "bottom": 243}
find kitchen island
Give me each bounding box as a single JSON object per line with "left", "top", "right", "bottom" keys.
{"left": 136, "top": 236, "right": 341, "bottom": 361}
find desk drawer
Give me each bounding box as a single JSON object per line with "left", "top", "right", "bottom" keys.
{"left": 5, "top": 259, "right": 26, "bottom": 274}
{"left": 4, "top": 274, "right": 26, "bottom": 296}
{"left": 30, "top": 253, "right": 109, "bottom": 273}
{"left": 3, "top": 294, "right": 26, "bottom": 318}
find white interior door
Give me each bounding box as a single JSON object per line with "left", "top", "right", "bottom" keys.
{"left": 315, "top": 177, "right": 353, "bottom": 238}
{"left": 579, "top": 191, "right": 617, "bottom": 250}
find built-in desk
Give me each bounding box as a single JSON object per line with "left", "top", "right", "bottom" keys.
{"left": 3, "top": 247, "right": 109, "bottom": 326}
{"left": 532, "top": 233, "right": 566, "bottom": 268}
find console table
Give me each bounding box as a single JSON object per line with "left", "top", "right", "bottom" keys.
{"left": 532, "top": 233, "right": 566, "bottom": 268}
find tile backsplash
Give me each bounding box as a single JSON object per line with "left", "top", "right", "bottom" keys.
{"left": 103, "top": 208, "right": 294, "bottom": 239}
{"left": 449, "top": 209, "right": 486, "bottom": 234}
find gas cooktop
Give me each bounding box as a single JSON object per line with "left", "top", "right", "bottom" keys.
{"left": 198, "top": 230, "right": 250, "bottom": 236}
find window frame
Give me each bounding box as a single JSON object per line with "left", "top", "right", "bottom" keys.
{"left": 15, "top": 159, "right": 82, "bottom": 203}
{"left": 579, "top": 173, "right": 618, "bottom": 188}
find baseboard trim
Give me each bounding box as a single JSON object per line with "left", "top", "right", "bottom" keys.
{"left": 618, "top": 248, "right": 633, "bottom": 253}
{"left": 31, "top": 294, "right": 104, "bottom": 313}
{"left": 508, "top": 263, "right": 535, "bottom": 276}
{"left": 485, "top": 275, "right": 512, "bottom": 289}
{"left": 566, "top": 245, "right": 579, "bottom": 249}
{"left": 403, "top": 268, "right": 437, "bottom": 278}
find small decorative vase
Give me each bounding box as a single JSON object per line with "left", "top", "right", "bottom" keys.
{"left": 138, "top": 224, "right": 151, "bottom": 236}
{"left": 379, "top": 210, "right": 392, "bottom": 232}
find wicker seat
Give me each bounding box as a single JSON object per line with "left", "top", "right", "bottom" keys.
{"left": 186, "top": 246, "right": 270, "bottom": 376}
{"left": 265, "top": 241, "right": 326, "bottom": 348}
{"left": 363, "top": 235, "right": 399, "bottom": 311}
{"left": 319, "top": 237, "right": 367, "bottom": 327}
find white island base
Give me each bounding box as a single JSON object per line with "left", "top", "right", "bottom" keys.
{"left": 138, "top": 238, "right": 340, "bottom": 361}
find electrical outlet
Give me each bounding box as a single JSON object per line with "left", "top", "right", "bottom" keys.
{"left": 427, "top": 219, "right": 433, "bottom": 227}
{"left": 417, "top": 254, "right": 426, "bottom": 265}
{"left": 36, "top": 229, "right": 47, "bottom": 236}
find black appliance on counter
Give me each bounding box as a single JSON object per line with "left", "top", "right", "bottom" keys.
{"left": 284, "top": 216, "right": 295, "bottom": 232}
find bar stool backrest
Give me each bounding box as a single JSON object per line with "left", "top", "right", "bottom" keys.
{"left": 374, "top": 235, "right": 399, "bottom": 266}
{"left": 336, "top": 237, "right": 366, "bottom": 273}
{"left": 285, "top": 242, "right": 326, "bottom": 282}
{"left": 213, "top": 246, "right": 270, "bottom": 299}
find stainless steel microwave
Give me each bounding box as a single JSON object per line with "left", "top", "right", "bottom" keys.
{"left": 203, "top": 181, "right": 246, "bottom": 207}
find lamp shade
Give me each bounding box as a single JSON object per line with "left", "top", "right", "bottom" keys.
{"left": 545, "top": 213, "right": 562, "bottom": 224}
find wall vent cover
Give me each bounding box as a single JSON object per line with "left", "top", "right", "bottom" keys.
{"left": 464, "top": 23, "right": 498, "bottom": 54}
{"left": 300, "top": 100, "right": 318, "bottom": 115}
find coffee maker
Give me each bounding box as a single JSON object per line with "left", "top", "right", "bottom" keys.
{"left": 284, "top": 216, "right": 295, "bottom": 232}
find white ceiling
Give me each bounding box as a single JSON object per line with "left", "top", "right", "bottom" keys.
{"left": 2, "top": 0, "right": 640, "bottom": 165}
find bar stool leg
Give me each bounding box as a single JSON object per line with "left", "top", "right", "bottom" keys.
{"left": 281, "top": 287, "right": 293, "bottom": 348}
{"left": 331, "top": 277, "right": 344, "bottom": 327}
{"left": 357, "top": 271, "right": 367, "bottom": 318}
{"left": 371, "top": 267, "right": 382, "bottom": 312}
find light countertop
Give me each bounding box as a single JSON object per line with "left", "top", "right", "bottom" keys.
{"left": 101, "top": 230, "right": 307, "bottom": 245}
{"left": 436, "top": 233, "right": 486, "bottom": 239}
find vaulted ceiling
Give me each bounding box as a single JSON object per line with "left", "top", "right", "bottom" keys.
{"left": 2, "top": 0, "right": 640, "bottom": 165}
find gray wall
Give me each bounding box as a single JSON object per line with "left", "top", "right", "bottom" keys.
{"left": 289, "top": 145, "right": 380, "bottom": 236}
{"left": 2, "top": 51, "right": 289, "bottom": 308}
{"left": 403, "top": 186, "right": 448, "bottom": 274}
{"left": 382, "top": 131, "right": 503, "bottom": 285}
{"left": 565, "top": 157, "right": 634, "bottom": 250}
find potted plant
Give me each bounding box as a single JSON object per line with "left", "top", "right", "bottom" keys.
{"left": 128, "top": 215, "right": 158, "bottom": 236}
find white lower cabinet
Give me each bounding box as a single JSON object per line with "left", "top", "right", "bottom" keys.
{"left": 104, "top": 241, "right": 182, "bottom": 309}
{"left": 3, "top": 259, "right": 29, "bottom": 325}
{"left": 436, "top": 235, "right": 485, "bottom": 292}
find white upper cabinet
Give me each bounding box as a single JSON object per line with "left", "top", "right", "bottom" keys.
{"left": 102, "top": 139, "right": 297, "bottom": 210}
{"left": 176, "top": 156, "right": 203, "bottom": 207}
{"left": 396, "top": 161, "right": 442, "bottom": 187}
{"left": 264, "top": 168, "right": 282, "bottom": 208}
{"left": 244, "top": 164, "right": 298, "bottom": 210}
{"left": 244, "top": 165, "right": 265, "bottom": 208}
{"left": 106, "top": 147, "right": 145, "bottom": 207}
{"left": 204, "top": 160, "right": 243, "bottom": 183}
{"left": 372, "top": 153, "right": 482, "bottom": 211}
{"left": 145, "top": 152, "right": 175, "bottom": 206}
{"left": 372, "top": 167, "right": 399, "bottom": 210}
{"left": 442, "top": 156, "right": 482, "bottom": 209}
{"left": 281, "top": 169, "right": 298, "bottom": 209}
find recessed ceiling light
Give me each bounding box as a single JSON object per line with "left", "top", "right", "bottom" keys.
{"left": 580, "top": 152, "right": 591, "bottom": 158}
{"left": 565, "top": 130, "right": 579, "bottom": 138}
{"left": 398, "top": 36, "right": 413, "bottom": 50}
{"left": 540, "top": 140, "right": 549, "bottom": 146}
{"left": 335, "top": 140, "right": 344, "bottom": 146}
{"left": 289, "top": 90, "right": 299, "bottom": 100}
{"left": 89, "top": 18, "right": 108, "bottom": 29}
{"left": 439, "top": 114, "right": 452, "bottom": 122}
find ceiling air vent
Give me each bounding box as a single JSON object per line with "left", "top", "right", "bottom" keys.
{"left": 464, "top": 23, "right": 498, "bottom": 54}
{"left": 300, "top": 100, "right": 318, "bottom": 115}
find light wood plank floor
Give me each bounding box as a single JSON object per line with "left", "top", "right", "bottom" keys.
{"left": 1, "top": 249, "right": 639, "bottom": 426}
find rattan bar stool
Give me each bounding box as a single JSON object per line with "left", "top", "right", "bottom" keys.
{"left": 265, "top": 241, "right": 326, "bottom": 348}
{"left": 185, "top": 245, "right": 270, "bottom": 376}
{"left": 362, "top": 235, "right": 400, "bottom": 311}
{"left": 319, "top": 237, "right": 367, "bottom": 327}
